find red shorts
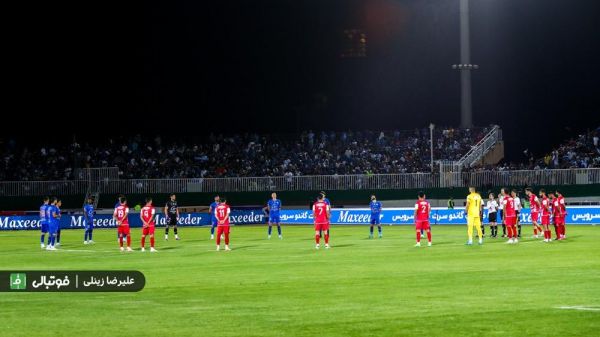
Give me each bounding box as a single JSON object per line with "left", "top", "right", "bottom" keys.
{"left": 217, "top": 225, "right": 230, "bottom": 234}
{"left": 142, "top": 226, "right": 155, "bottom": 236}
{"left": 314, "top": 222, "right": 330, "bottom": 231}
{"left": 504, "top": 216, "right": 516, "bottom": 226}
{"left": 541, "top": 215, "right": 550, "bottom": 225}
{"left": 415, "top": 220, "right": 430, "bottom": 230}
{"left": 530, "top": 212, "right": 539, "bottom": 223}
{"left": 554, "top": 216, "right": 565, "bottom": 226}
{"left": 118, "top": 225, "right": 131, "bottom": 236}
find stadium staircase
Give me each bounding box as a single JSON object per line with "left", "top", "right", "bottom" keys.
{"left": 77, "top": 167, "right": 119, "bottom": 209}
{"left": 437, "top": 125, "right": 503, "bottom": 187}
{"left": 455, "top": 125, "right": 503, "bottom": 169}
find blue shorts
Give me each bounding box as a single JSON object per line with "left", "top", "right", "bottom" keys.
{"left": 370, "top": 215, "right": 380, "bottom": 225}
{"left": 211, "top": 218, "right": 218, "bottom": 226}
{"left": 85, "top": 219, "right": 94, "bottom": 230}
{"left": 48, "top": 223, "right": 59, "bottom": 234}
{"left": 269, "top": 214, "right": 280, "bottom": 224}
{"left": 41, "top": 222, "right": 48, "bottom": 233}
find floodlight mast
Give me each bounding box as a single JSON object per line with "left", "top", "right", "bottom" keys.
{"left": 453, "top": 0, "right": 478, "bottom": 128}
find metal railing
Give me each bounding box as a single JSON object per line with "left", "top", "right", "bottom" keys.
{"left": 456, "top": 125, "right": 502, "bottom": 168}
{"left": 0, "top": 168, "right": 598, "bottom": 196}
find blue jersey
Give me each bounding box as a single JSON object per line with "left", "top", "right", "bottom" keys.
{"left": 40, "top": 204, "right": 49, "bottom": 224}
{"left": 84, "top": 204, "right": 95, "bottom": 220}
{"left": 370, "top": 201, "right": 382, "bottom": 214}
{"left": 324, "top": 198, "right": 331, "bottom": 205}
{"left": 209, "top": 202, "right": 219, "bottom": 219}
{"left": 46, "top": 205, "right": 58, "bottom": 224}
{"left": 268, "top": 199, "right": 282, "bottom": 215}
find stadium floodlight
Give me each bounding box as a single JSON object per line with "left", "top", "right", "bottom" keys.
{"left": 451, "top": 0, "right": 479, "bottom": 128}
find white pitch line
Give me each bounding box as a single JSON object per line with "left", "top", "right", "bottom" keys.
{"left": 556, "top": 306, "right": 600, "bottom": 312}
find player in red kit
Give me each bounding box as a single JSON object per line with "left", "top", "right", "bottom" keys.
{"left": 140, "top": 197, "right": 157, "bottom": 252}
{"left": 554, "top": 190, "right": 567, "bottom": 240}
{"left": 113, "top": 196, "right": 132, "bottom": 252}
{"left": 502, "top": 189, "right": 518, "bottom": 244}
{"left": 525, "top": 188, "right": 543, "bottom": 238}
{"left": 313, "top": 195, "right": 331, "bottom": 249}
{"left": 413, "top": 191, "right": 432, "bottom": 247}
{"left": 215, "top": 198, "right": 231, "bottom": 251}
{"left": 539, "top": 189, "right": 552, "bottom": 242}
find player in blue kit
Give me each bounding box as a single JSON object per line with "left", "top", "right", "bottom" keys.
{"left": 83, "top": 196, "right": 95, "bottom": 244}
{"left": 369, "top": 195, "right": 383, "bottom": 238}
{"left": 54, "top": 199, "right": 63, "bottom": 246}
{"left": 45, "top": 197, "right": 59, "bottom": 250}
{"left": 209, "top": 195, "right": 220, "bottom": 239}
{"left": 39, "top": 196, "right": 50, "bottom": 249}
{"left": 320, "top": 191, "right": 331, "bottom": 206}
{"left": 267, "top": 192, "right": 282, "bottom": 239}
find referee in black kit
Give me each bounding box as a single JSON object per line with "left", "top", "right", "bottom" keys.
{"left": 164, "top": 193, "right": 180, "bottom": 240}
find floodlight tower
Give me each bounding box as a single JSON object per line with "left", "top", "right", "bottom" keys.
{"left": 452, "top": 0, "right": 478, "bottom": 128}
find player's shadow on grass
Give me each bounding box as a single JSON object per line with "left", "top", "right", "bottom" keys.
{"left": 231, "top": 245, "right": 260, "bottom": 250}
{"left": 330, "top": 243, "right": 354, "bottom": 248}
{"left": 425, "top": 240, "right": 453, "bottom": 246}
{"left": 158, "top": 246, "right": 180, "bottom": 250}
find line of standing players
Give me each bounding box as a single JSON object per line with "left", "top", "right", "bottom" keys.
{"left": 38, "top": 187, "right": 567, "bottom": 252}
{"left": 484, "top": 188, "right": 567, "bottom": 243}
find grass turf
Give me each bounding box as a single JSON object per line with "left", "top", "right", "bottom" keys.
{"left": 0, "top": 225, "right": 599, "bottom": 337}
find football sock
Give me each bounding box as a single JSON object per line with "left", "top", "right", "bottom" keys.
{"left": 165, "top": 227, "right": 169, "bottom": 235}
{"left": 141, "top": 236, "right": 145, "bottom": 248}
{"left": 416, "top": 232, "right": 421, "bottom": 243}
{"left": 150, "top": 237, "right": 155, "bottom": 248}
{"left": 119, "top": 236, "right": 123, "bottom": 247}
{"left": 174, "top": 227, "right": 178, "bottom": 235}
{"left": 56, "top": 230, "right": 61, "bottom": 243}
{"left": 126, "top": 235, "right": 131, "bottom": 247}
{"left": 40, "top": 234, "right": 45, "bottom": 244}
{"left": 370, "top": 226, "right": 374, "bottom": 235}
{"left": 426, "top": 231, "right": 431, "bottom": 242}
{"left": 517, "top": 225, "right": 522, "bottom": 237}
{"left": 210, "top": 225, "right": 215, "bottom": 235}
{"left": 268, "top": 226, "right": 272, "bottom": 235}
{"left": 315, "top": 234, "right": 320, "bottom": 244}
{"left": 277, "top": 225, "right": 281, "bottom": 235}
{"left": 225, "top": 232, "right": 230, "bottom": 245}
{"left": 324, "top": 233, "right": 329, "bottom": 244}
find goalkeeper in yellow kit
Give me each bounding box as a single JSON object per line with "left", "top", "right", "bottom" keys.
{"left": 465, "top": 186, "right": 484, "bottom": 245}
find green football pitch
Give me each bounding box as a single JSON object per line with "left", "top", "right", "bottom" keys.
{"left": 1, "top": 225, "right": 599, "bottom": 337}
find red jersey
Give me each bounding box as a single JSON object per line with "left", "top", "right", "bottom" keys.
{"left": 557, "top": 196, "right": 566, "bottom": 215}
{"left": 529, "top": 194, "right": 539, "bottom": 213}
{"left": 114, "top": 205, "right": 129, "bottom": 225}
{"left": 541, "top": 196, "right": 551, "bottom": 216}
{"left": 313, "top": 201, "right": 330, "bottom": 224}
{"left": 552, "top": 198, "right": 561, "bottom": 217}
{"left": 503, "top": 196, "right": 516, "bottom": 218}
{"left": 414, "top": 200, "right": 430, "bottom": 221}
{"left": 215, "top": 204, "right": 231, "bottom": 226}
{"left": 141, "top": 205, "right": 156, "bottom": 226}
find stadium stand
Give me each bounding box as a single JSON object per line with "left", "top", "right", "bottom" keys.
{"left": 0, "top": 127, "right": 492, "bottom": 181}
{"left": 470, "top": 126, "right": 600, "bottom": 171}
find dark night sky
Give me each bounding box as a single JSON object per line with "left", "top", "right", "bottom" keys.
{"left": 7, "top": 0, "right": 600, "bottom": 161}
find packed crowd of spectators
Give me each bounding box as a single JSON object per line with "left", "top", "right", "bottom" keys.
{"left": 0, "top": 127, "right": 491, "bottom": 181}
{"left": 470, "top": 127, "right": 600, "bottom": 171}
